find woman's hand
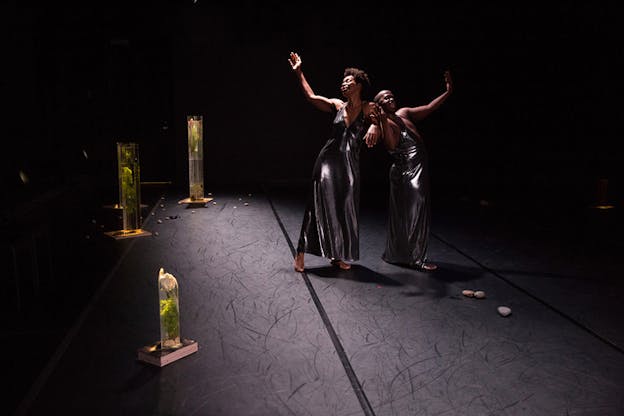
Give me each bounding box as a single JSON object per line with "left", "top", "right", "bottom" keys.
{"left": 369, "top": 102, "right": 387, "bottom": 127}
{"left": 364, "top": 125, "right": 380, "bottom": 148}
{"left": 444, "top": 70, "right": 453, "bottom": 93}
{"left": 289, "top": 52, "right": 302, "bottom": 73}
{"left": 364, "top": 103, "right": 385, "bottom": 147}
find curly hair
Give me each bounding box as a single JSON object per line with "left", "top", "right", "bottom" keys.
{"left": 344, "top": 67, "right": 371, "bottom": 100}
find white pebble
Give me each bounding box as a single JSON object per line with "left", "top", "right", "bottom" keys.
{"left": 497, "top": 306, "right": 512, "bottom": 317}
{"left": 474, "top": 290, "right": 486, "bottom": 299}
{"left": 157, "top": 219, "right": 162, "bottom": 224}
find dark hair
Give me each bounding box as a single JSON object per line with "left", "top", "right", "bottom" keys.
{"left": 374, "top": 89, "right": 392, "bottom": 104}
{"left": 344, "top": 67, "right": 371, "bottom": 100}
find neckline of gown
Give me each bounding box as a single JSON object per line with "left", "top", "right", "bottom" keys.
{"left": 339, "top": 105, "right": 363, "bottom": 130}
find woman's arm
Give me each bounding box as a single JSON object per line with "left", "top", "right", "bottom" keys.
{"left": 289, "top": 52, "right": 341, "bottom": 113}
{"left": 364, "top": 103, "right": 399, "bottom": 150}
{"left": 398, "top": 70, "right": 453, "bottom": 123}
{"left": 364, "top": 124, "right": 380, "bottom": 148}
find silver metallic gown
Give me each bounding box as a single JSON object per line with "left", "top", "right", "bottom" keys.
{"left": 296, "top": 106, "right": 367, "bottom": 261}
{"left": 382, "top": 125, "right": 431, "bottom": 267}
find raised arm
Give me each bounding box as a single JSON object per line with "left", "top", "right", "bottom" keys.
{"left": 398, "top": 70, "right": 453, "bottom": 123}
{"left": 289, "top": 52, "right": 342, "bottom": 113}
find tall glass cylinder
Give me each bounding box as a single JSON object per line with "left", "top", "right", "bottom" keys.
{"left": 158, "top": 268, "right": 182, "bottom": 350}
{"left": 187, "top": 115, "right": 204, "bottom": 201}
{"left": 117, "top": 142, "right": 142, "bottom": 231}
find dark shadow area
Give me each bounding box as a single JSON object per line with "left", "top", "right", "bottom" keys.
{"left": 117, "top": 366, "right": 162, "bottom": 394}
{"left": 418, "top": 262, "right": 484, "bottom": 285}
{"left": 306, "top": 264, "right": 404, "bottom": 286}
{"left": 1, "top": 180, "right": 165, "bottom": 415}
{"left": 181, "top": 202, "right": 212, "bottom": 209}
{"left": 383, "top": 262, "right": 486, "bottom": 299}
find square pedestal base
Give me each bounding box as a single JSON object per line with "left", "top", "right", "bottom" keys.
{"left": 178, "top": 197, "right": 214, "bottom": 206}
{"left": 137, "top": 339, "right": 198, "bottom": 367}
{"left": 104, "top": 229, "right": 152, "bottom": 240}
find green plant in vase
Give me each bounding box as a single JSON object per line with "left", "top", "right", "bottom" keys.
{"left": 189, "top": 182, "right": 203, "bottom": 200}
{"left": 117, "top": 143, "right": 141, "bottom": 231}
{"left": 189, "top": 120, "right": 200, "bottom": 154}
{"left": 158, "top": 268, "right": 182, "bottom": 349}
{"left": 121, "top": 166, "right": 137, "bottom": 226}
{"left": 187, "top": 116, "right": 204, "bottom": 201}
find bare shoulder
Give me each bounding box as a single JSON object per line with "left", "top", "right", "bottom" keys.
{"left": 395, "top": 107, "right": 421, "bottom": 123}
{"left": 330, "top": 98, "right": 345, "bottom": 111}
{"left": 395, "top": 107, "right": 410, "bottom": 117}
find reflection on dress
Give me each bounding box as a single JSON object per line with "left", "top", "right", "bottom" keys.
{"left": 382, "top": 126, "right": 431, "bottom": 267}
{"left": 297, "top": 106, "right": 367, "bottom": 261}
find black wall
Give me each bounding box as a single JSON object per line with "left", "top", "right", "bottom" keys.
{"left": 3, "top": 1, "right": 622, "bottom": 209}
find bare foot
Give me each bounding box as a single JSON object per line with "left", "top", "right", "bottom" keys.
{"left": 330, "top": 259, "right": 351, "bottom": 270}
{"left": 420, "top": 263, "right": 437, "bottom": 271}
{"left": 294, "top": 252, "right": 305, "bottom": 272}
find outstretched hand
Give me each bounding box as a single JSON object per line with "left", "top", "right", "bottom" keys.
{"left": 289, "top": 52, "right": 302, "bottom": 73}
{"left": 444, "top": 70, "right": 453, "bottom": 93}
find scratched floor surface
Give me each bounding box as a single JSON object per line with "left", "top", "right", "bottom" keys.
{"left": 15, "top": 184, "right": 624, "bottom": 416}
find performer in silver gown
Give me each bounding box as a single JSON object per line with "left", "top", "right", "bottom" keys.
{"left": 372, "top": 71, "right": 453, "bottom": 271}
{"left": 288, "top": 52, "right": 380, "bottom": 273}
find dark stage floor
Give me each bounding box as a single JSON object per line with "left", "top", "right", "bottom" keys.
{"left": 7, "top": 183, "right": 624, "bottom": 415}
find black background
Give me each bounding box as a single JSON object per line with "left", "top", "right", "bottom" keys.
{"left": 3, "top": 1, "right": 622, "bottom": 209}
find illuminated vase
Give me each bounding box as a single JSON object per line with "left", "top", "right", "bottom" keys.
{"left": 117, "top": 142, "right": 142, "bottom": 231}
{"left": 158, "top": 268, "right": 182, "bottom": 350}
{"left": 187, "top": 116, "right": 204, "bottom": 201}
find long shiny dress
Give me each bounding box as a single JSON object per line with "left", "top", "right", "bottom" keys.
{"left": 382, "top": 124, "right": 431, "bottom": 267}
{"left": 296, "top": 106, "right": 367, "bottom": 261}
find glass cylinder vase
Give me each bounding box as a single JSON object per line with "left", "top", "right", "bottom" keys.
{"left": 158, "top": 268, "right": 182, "bottom": 350}
{"left": 117, "top": 142, "right": 142, "bottom": 231}
{"left": 187, "top": 115, "right": 204, "bottom": 201}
